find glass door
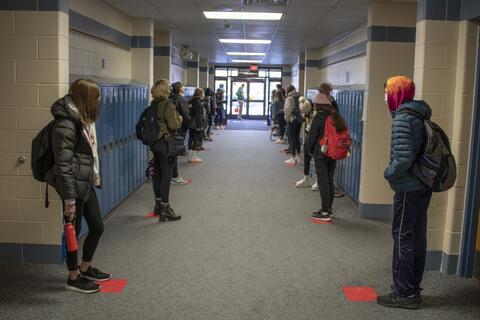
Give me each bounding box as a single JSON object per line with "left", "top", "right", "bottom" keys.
{"left": 230, "top": 80, "right": 247, "bottom": 117}
{"left": 268, "top": 80, "right": 282, "bottom": 122}
{"left": 248, "top": 80, "right": 266, "bottom": 118}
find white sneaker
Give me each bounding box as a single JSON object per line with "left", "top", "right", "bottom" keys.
{"left": 285, "top": 157, "right": 297, "bottom": 165}
{"left": 189, "top": 151, "right": 203, "bottom": 163}
{"left": 311, "top": 182, "right": 318, "bottom": 191}
{"left": 296, "top": 176, "right": 310, "bottom": 188}
{"left": 275, "top": 139, "right": 285, "bottom": 144}
{"left": 171, "top": 177, "right": 190, "bottom": 185}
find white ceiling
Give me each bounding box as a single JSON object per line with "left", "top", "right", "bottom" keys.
{"left": 104, "top": 0, "right": 372, "bottom": 65}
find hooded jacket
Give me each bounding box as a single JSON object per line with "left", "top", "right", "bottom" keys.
{"left": 284, "top": 90, "right": 301, "bottom": 123}
{"left": 170, "top": 94, "right": 190, "bottom": 132}
{"left": 46, "top": 95, "right": 98, "bottom": 202}
{"left": 384, "top": 100, "right": 432, "bottom": 192}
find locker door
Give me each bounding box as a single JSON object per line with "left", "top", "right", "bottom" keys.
{"left": 119, "top": 86, "right": 126, "bottom": 201}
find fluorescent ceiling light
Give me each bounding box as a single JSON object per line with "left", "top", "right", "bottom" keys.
{"left": 231, "top": 59, "right": 263, "bottom": 63}
{"left": 227, "top": 52, "right": 266, "bottom": 56}
{"left": 220, "top": 39, "right": 271, "bottom": 44}
{"left": 203, "top": 11, "right": 282, "bottom": 20}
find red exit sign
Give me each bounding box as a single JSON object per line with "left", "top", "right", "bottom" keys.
{"left": 249, "top": 64, "right": 258, "bottom": 71}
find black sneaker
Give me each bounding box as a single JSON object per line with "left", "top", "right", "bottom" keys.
{"left": 390, "top": 285, "right": 423, "bottom": 303}
{"left": 65, "top": 275, "right": 100, "bottom": 294}
{"left": 80, "top": 266, "right": 111, "bottom": 282}
{"left": 311, "top": 211, "right": 332, "bottom": 222}
{"left": 377, "top": 291, "right": 421, "bottom": 310}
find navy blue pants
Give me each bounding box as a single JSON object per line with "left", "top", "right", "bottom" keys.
{"left": 392, "top": 189, "right": 432, "bottom": 297}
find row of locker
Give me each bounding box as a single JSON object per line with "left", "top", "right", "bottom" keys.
{"left": 94, "top": 84, "right": 149, "bottom": 217}
{"left": 334, "top": 90, "right": 364, "bottom": 203}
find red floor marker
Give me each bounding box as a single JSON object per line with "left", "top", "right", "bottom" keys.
{"left": 286, "top": 163, "right": 296, "bottom": 168}
{"left": 186, "top": 179, "right": 192, "bottom": 184}
{"left": 98, "top": 279, "right": 128, "bottom": 293}
{"left": 147, "top": 212, "right": 159, "bottom": 218}
{"left": 311, "top": 218, "right": 333, "bottom": 225}
{"left": 343, "top": 286, "right": 377, "bottom": 302}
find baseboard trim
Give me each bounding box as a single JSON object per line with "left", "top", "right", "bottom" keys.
{"left": 0, "top": 243, "right": 62, "bottom": 264}
{"left": 425, "top": 251, "right": 459, "bottom": 274}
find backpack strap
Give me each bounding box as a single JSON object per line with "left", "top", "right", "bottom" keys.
{"left": 400, "top": 108, "right": 425, "bottom": 120}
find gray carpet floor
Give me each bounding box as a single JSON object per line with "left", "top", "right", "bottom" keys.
{"left": 0, "top": 130, "right": 479, "bottom": 320}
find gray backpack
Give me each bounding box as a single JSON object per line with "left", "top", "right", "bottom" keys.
{"left": 404, "top": 109, "right": 457, "bottom": 192}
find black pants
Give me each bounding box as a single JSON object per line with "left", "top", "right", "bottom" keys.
{"left": 392, "top": 190, "right": 432, "bottom": 297}
{"left": 315, "top": 158, "right": 336, "bottom": 211}
{"left": 188, "top": 129, "right": 202, "bottom": 150}
{"left": 206, "top": 114, "right": 213, "bottom": 136}
{"left": 65, "top": 189, "right": 104, "bottom": 272}
{"left": 277, "top": 112, "right": 286, "bottom": 139}
{"left": 172, "top": 131, "right": 187, "bottom": 179}
{"left": 215, "top": 107, "right": 224, "bottom": 126}
{"left": 288, "top": 121, "right": 302, "bottom": 155}
{"left": 304, "top": 142, "right": 312, "bottom": 176}
{"left": 152, "top": 143, "right": 174, "bottom": 203}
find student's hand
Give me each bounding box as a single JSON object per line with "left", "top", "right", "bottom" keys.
{"left": 64, "top": 204, "right": 76, "bottom": 220}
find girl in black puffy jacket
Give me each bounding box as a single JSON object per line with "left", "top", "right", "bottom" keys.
{"left": 188, "top": 88, "right": 205, "bottom": 163}
{"left": 47, "top": 79, "right": 110, "bottom": 294}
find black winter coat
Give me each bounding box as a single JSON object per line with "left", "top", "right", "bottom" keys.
{"left": 190, "top": 97, "right": 205, "bottom": 131}
{"left": 46, "top": 95, "right": 97, "bottom": 202}
{"left": 306, "top": 108, "right": 330, "bottom": 161}
{"left": 170, "top": 94, "right": 190, "bottom": 131}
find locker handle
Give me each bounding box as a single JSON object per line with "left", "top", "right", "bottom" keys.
{"left": 103, "top": 145, "right": 107, "bottom": 155}
{"left": 109, "top": 142, "right": 113, "bottom": 151}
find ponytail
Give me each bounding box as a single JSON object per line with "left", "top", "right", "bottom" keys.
{"left": 330, "top": 110, "right": 348, "bottom": 132}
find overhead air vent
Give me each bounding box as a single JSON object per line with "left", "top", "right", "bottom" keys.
{"left": 242, "top": 0, "right": 288, "bottom": 6}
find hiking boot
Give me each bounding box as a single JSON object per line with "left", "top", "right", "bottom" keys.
{"left": 65, "top": 275, "right": 100, "bottom": 294}
{"left": 80, "top": 266, "right": 111, "bottom": 282}
{"left": 159, "top": 204, "right": 181, "bottom": 222}
{"left": 377, "top": 291, "right": 421, "bottom": 310}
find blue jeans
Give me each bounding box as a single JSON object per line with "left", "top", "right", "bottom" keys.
{"left": 392, "top": 189, "right": 432, "bottom": 297}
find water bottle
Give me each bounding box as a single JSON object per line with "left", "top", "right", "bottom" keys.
{"left": 64, "top": 222, "right": 78, "bottom": 252}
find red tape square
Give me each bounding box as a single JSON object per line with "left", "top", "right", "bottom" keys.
{"left": 98, "top": 279, "right": 128, "bottom": 293}
{"left": 343, "top": 286, "right": 377, "bottom": 302}
{"left": 147, "top": 212, "right": 159, "bottom": 218}
{"left": 311, "top": 218, "right": 333, "bottom": 225}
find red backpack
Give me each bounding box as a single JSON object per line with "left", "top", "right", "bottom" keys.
{"left": 319, "top": 116, "right": 352, "bottom": 160}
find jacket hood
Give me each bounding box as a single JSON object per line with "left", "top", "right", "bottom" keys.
{"left": 398, "top": 100, "right": 432, "bottom": 120}
{"left": 288, "top": 90, "right": 300, "bottom": 98}
{"left": 50, "top": 95, "right": 82, "bottom": 124}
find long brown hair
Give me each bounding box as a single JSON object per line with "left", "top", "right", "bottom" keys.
{"left": 70, "top": 79, "right": 101, "bottom": 124}
{"left": 318, "top": 104, "right": 348, "bottom": 132}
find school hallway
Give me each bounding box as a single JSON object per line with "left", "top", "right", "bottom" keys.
{"left": 1, "top": 129, "right": 479, "bottom": 320}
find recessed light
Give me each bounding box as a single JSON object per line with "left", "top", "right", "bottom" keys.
{"left": 203, "top": 11, "right": 282, "bottom": 20}
{"left": 231, "top": 59, "right": 263, "bottom": 63}
{"left": 220, "top": 39, "right": 271, "bottom": 44}
{"left": 227, "top": 52, "right": 266, "bottom": 56}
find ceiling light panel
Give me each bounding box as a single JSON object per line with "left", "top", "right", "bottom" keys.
{"left": 219, "top": 39, "right": 271, "bottom": 44}
{"left": 203, "top": 11, "right": 282, "bottom": 20}
{"left": 227, "top": 52, "right": 266, "bottom": 56}
{"left": 231, "top": 59, "right": 263, "bottom": 63}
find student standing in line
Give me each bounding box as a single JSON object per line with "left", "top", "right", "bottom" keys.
{"left": 47, "top": 79, "right": 109, "bottom": 293}
{"left": 377, "top": 76, "right": 432, "bottom": 310}
{"left": 273, "top": 84, "right": 287, "bottom": 144}
{"left": 296, "top": 94, "right": 315, "bottom": 188}
{"left": 204, "top": 88, "right": 216, "bottom": 140}
{"left": 284, "top": 85, "right": 303, "bottom": 165}
{"left": 236, "top": 83, "right": 245, "bottom": 120}
{"left": 188, "top": 88, "right": 205, "bottom": 163}
{"left": 306, "top": 93, "right": 347, "bottom": 222}
{"left": 150, "top": 79, "right": 183, "bottom": 222}
{"left": 215, "top": 84, "right": 226, "bottom": 129}
{"left": 170, "top": 82, "right": 191, "bottom": 185}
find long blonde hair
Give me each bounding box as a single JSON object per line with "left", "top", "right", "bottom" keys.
{"left": 151, "top": 79, "right": 170, "bottom": 99}
{"left": 70, "top": 79, "right": 101, "bottom": 124}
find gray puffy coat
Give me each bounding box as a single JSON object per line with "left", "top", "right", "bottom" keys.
{"left": 46, "top": 95, "right": 97, "bottom": 202}
{"left": 384, "top": 100, "right": 432, "bottom": 192}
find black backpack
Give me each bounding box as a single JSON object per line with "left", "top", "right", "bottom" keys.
{"left": 291, "top": 95, "right": 304, "bottom": 124}
{"left": 136, "top": 100, "right": 160, "bottom": 146}
{"left": 404, "top": 109, "right": 457, "bottom": 192}
{"left": 31, "top": 120, "right": 57, "bottom": 183}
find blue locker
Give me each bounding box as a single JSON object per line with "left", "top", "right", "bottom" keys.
{"left": 119, "top": 86, "right": 126, "bottom": 201}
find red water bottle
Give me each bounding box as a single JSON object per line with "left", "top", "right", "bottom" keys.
{"left": 65, "top": 222, "right": 78, "bottom": 252}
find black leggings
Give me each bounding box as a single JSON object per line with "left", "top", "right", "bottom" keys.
{"left": 65, "top": 189, "right": 104, "bottom": 271}
{"left": 277, "top": 112, "right": 286, "bottom": 139}
{"left": 288, "top": 121, "right": 302, "bottom": 155}
{"left": 152, "top": 143, "right": 174, "bottom": 203}
{"left": 315, "top": 158, "right": 336, "bottom": 211}
{"left": 188, "top": 129, "right": 202, "bottom": 150}
{"left": 304, "top": 142, "right": 312, "bottom": 176}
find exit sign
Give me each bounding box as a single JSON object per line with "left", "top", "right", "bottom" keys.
{"left": 249, "top": 65, "right": 258, "bottom": 71}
